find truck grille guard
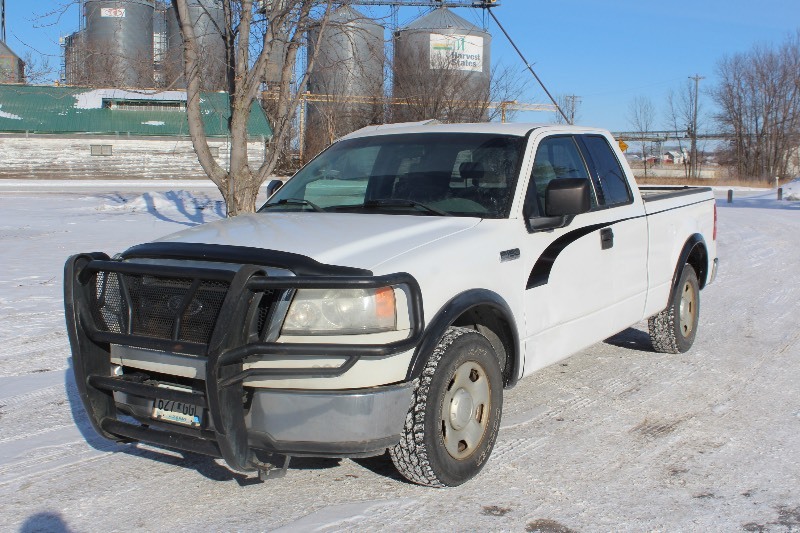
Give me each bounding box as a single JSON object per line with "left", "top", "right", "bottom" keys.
{"left": 64, "top": 244, "right": 424, "bottom": 473}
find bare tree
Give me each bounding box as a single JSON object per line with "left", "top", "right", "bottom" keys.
{"left": 713, "top": 31, "right": 800, "bottom": 181}
{"left": 486, "top": 64, "right": 529, "bottom": 122}
{"left": 627, "top": 95, "right": 656, "bottom": 177}
{"left": 553, "top": 94, "right": 580, "bottom": 125}
{"left": 20, "top": 52, "right": 54, "bottom": 85}
{"left": 302, "top": 7, "right": 386, "bottom": 160}
{"left": 174, "top": 0, "right": 335, "bottom": 215}
{"left": 392, "top": 55, "right": 525, "bottom": 124}
{"left": 665, "top": 81, "right": 700, "bottom": 179}
{"left": 667, "top": 84, "right": 693, "bottom": 179}
{"left": 392, "top": 43, "right": 490, "bottom": 123}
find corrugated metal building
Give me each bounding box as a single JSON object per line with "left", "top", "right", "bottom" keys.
{"left": 0, "top": 85, "right": 272, "bottom": 179}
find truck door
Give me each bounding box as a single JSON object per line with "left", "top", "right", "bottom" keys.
{"left": 520, "top": 133, "right": 648, "bottom": 375}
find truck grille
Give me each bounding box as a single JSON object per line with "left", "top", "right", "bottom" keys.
{"left": 89, "top": 271, "right": 230, "bottom": 345}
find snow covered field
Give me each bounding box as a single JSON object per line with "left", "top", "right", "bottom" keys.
{"left": 0, "top": 181, "right": 798, "bottom": 532}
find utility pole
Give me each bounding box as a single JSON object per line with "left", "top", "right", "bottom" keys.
{"left": 1, "top": 0, "right": 6, "bottom": 43}
{"left": 564, "top": 94, "right": 581, "bottom": 125}
{"left": 689, "top": 74, "right": 704, "bottom": 179}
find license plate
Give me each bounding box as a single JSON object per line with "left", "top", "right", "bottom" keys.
{"left": 151, "top": 385, "right": 202, "bottom": 427}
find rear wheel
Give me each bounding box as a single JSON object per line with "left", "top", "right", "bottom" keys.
{"left": 390, "top": 327, "right": 503, "bottom": 487}
{"left": 649, "top": 264, "right": 700, "bottom": 353}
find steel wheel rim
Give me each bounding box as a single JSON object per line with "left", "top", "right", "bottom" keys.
{"left": 679, "top": 280, "right": 696, "bottom": 337}
{"left": 441, "top": 360, "right": 491, "bottom": 460}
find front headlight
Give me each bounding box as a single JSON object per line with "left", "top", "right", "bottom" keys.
{"left": 281, "top": 287, "right": 397, "bottom": 335}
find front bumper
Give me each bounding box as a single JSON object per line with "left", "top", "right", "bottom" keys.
{"left": 245, "top": 383, "right": 413, "bottom": 456}
{"left": 64, "top": 243, "right": 423, "bottom": 472}
{"left": 113, "top": 380, "right": 413, "bottom": 457}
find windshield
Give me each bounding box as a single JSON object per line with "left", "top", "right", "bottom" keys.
{"left": 260, "top": 133, "right": 526, "bottom": 218}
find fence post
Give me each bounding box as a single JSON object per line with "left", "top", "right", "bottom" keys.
{"left": 727, "top": 190, "right": 733, "bottom": 203}
{"left": 778, "top": 188, "right": 783, "bottom": 201}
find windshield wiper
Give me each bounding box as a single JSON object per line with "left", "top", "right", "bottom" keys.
{"left": 262, "top": 198, "right": 326, "bottom": 213}
{"left": 361, "top": 199, "right": 450, "bottom": 216}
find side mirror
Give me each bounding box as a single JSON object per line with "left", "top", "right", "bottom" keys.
{"left": 545, "top": 178, "right": 591, "bottom": 217}
{"left": 527, "top": 178, "right": 591, "bottom": 232}
{"left": 266, "top": 179, "right": 283, "bottom": 197}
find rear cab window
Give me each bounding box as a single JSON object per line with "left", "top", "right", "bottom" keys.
{"left": 577, "top": 135, "right": 633, "bottom": 207}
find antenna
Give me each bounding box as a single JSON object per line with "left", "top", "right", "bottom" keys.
{"left": 1, "top": 0, "right": 6, "bottom": 43}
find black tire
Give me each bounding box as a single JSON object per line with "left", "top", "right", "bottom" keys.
{"left": 648, "top": 264, "right": 700, "bottom": 353}
{"left": 390, "top": 327, "right": 503, "bottom": 487}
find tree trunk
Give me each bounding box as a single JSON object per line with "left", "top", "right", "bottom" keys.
{"left": 221, "top": 172, "right": 260, "bottom": 216}
{"left": 173, "top": 0, "right": 334, "bottom": 217}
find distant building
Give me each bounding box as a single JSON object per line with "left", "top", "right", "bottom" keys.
{"left": 663, "top": 150, "right": 687, "bottom": 165}
{"left": 0, "top": 41, "right": 25, "bottom": 84}
{"left": 0, "top": 85, "right": 272, "bottom": 180}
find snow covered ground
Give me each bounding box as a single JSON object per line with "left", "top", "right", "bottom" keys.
{"left": 1, "top": 182, "right": 798, "bottom": 532}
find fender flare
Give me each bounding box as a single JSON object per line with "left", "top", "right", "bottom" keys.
{"left": 405, "top": 289, "right": 521, "bottom": 388}
{"left": 668, "top": 234, "right": 709, "bottom": 304}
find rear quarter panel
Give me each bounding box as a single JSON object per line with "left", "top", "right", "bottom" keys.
{"left": 642, "top": 192, "right": 717, "bottom": 317}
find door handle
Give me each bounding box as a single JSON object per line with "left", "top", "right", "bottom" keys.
{"left": 600, "top": 228, "right": 614, "bottom": 250}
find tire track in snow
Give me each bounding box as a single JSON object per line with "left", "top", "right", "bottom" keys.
{"left": 0, "top": 332, "right": 66, "bottom": 359}
{"left": 271, "top": 498, "right": 417, "bottom": 532}
{"left": 490, "top": 436, "right": 548, "bottom": 462}
{"left": 0, "top": 370, "right": 65, "bottom": 406}
{"left": 0, "top": 424, "right": 118, "bottom": 486}
{"left": 0, "top": 332, "right": 70, "bottom": 377}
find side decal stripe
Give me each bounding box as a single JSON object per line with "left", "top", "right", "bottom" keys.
{"left": 526, "top": 222, "right": 612, "bottom": 289}
{"left": 525, "top": 196, "right": 714, "bottom": 290}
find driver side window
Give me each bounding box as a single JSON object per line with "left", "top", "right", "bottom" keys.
{"left": 524, "top": 136, "right": 594, "bottom": 218}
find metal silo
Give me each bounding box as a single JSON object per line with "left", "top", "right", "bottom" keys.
{"left": 165, "top": 0, "right": 226, "bottom": 90}
{"left": 153, "top": 1, "right": 167, "bottom": 86}
{"left": 62, "top": 31, "right": 86, "bottom": 85}
{"left": 393, "top": 7, "right": 491, "bottom": 122}
{"left": 84, "top": 0, "right": 155, "bottom": 88}
{"left": 305, "top": 5, "right": 385, "bottom": 158}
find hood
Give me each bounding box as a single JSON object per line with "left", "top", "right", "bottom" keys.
{"left": 154, "top": 213, "right": 480, "bottom": 271}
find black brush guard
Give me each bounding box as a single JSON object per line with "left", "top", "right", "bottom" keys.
{"left": 64, "top": 244, "right": 424, "bottom": 473}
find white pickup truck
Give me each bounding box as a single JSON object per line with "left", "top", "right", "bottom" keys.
{"left": 65, "top": 122, "right": 718, "bottom": 487}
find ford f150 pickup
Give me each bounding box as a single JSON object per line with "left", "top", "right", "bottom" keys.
{"left": 65, "top": 122, "right": 718, "bottom": 487}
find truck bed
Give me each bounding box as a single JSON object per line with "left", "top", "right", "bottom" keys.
{"left": 639, "top": 186, "right": 713, "bottom": 202}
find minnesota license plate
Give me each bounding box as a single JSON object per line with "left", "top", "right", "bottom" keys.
{"left": 151, "top": 385, "right": 202, "bottom": 427}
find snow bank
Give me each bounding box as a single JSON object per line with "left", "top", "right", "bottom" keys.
{"left": 0, "top": 104, "right": 22, "bottom": 120}
{"left": 99, "top": 190, "right": 225, "bottom": 219}
{"left": 783, "top": 178, "right": 800, "bottom": 201}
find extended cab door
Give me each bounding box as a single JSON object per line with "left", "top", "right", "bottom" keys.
{"left": 520, "top": 132, "right": 648, "bottom": 375}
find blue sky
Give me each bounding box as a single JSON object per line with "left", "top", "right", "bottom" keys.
{"left": 3, "top": 0, "right": 799, "bottom": 131}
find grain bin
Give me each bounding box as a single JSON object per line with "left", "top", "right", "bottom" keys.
{"left": 304, "top": 5, "right": 385, "bottom": 158}
{"left": 84, "top": 0, "right": 155, "bottom": 87}
{"left": 62, "top": 31, "right": 86, "bottom": 85}
{"left": 393, "top": 7, "right": 491, "bottom": 122}
{"left": 165, "top": 0, "right": 226, "bottom": 90}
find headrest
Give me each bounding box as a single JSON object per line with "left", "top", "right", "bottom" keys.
{"left": 459, "top": 161, "right": 484, "bottom": 186}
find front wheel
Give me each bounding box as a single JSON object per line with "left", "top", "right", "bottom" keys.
{"left": 649, "top": 264, "right": 700, "bottom": 353}
{"left": 390, "top": 327, "right": 503, "bottom": 487}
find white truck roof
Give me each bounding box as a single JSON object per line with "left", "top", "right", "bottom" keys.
{"left": 341, "top": 121, "right": 615, "bottom": 140}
